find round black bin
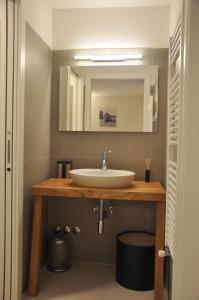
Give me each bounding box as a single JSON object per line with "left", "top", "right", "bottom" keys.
{"left": 116, "top": 231, "right": 155, "bottom": 291}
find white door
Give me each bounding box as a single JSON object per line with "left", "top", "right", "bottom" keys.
{"left": 0, "top": 1, "right": 24, "bottom": 299}
{"left": 0, "top": 0, "right": 14, "bottom": 298}
{"left": 4, "top": 0, "right": 14, "bottom": 298}
{"left": 0, "top": 0, "right": 7, "bottom": 298}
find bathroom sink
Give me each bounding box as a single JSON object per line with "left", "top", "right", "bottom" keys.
{"left": 69, "top": 169, "right": 135, "bottom": 188}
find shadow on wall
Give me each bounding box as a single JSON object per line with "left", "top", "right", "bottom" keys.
{"left": 23, "top": 23, "right": 52, "bottom": 291}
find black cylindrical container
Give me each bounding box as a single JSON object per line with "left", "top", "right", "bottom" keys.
{"left": 56, "top": 160, "right": 72, "bottom": 178}
{"left": 145, "top": 169, "right": 151, "bottom": 182}
{"left": 116, "top": 231, "right": 155, "bottom": 291}
{"left": 57, "top": 161, "right": 64, "bottom": 178}
{"left": 47, "top": 227, "right": 71, "bottom": 272}
{"left": 63, "top": 160, "right": 72, "bottom": 178}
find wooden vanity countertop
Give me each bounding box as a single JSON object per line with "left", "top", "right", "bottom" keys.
{"left": 32, "top": 178, "right": 166, "bottom": 202}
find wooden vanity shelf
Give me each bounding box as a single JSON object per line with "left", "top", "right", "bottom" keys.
{"left": 27, "top": 178, "right": 166, "bottom": 300}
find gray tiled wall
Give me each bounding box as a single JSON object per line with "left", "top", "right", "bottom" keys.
{"left": 49, "top": 48, "right": 168, "bottom": 263}
{"left": 23, "top": 23, "right": 52, "bottom": 291}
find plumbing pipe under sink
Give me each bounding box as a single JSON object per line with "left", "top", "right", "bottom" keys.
{"left": 99, "top": 199, "right": 104, "bottom": 234}
{"left": 94, "top": 199, "right": 116, "bottom": 234}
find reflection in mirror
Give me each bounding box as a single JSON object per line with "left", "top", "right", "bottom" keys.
{"left": 59, "top": 66, "right": 84, "bottom": 131}
{"left": 59, "top": 65, "right": 158, "bottom": 132}
{"left": 91, "top": 79, "right": 144, "bottom": 132}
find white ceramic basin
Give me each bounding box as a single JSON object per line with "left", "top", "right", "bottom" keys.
{"left": 70, "top": 168, "right": 135, "bottom": 188}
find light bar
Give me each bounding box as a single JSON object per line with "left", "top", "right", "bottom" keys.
{"left": 74, "top": 54, "right": 143, "bottom": 62}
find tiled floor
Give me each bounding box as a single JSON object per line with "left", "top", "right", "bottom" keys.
{"left": 23, "top": 263, "right": 156, "bottom": 300}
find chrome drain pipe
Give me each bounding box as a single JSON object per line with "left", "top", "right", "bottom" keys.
{"left": 93, "top": 199, "right": 116, "bottom": 234}
{"left": 99, "top": 199, "right": 104, "bottom": 234}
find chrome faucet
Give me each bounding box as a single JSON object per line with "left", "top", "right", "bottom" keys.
{"left": 101, "top": 150, "right": 111, "bottom": 170}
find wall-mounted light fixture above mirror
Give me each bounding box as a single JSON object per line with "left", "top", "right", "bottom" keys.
{"left": 74, "top": 54, "right": 143, "bottom": 61}
{"left": 59, "top": 64, "right": 158, "bottom": 133}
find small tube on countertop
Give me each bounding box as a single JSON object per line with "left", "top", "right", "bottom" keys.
{"left": 145, "top": 159, "right": 151, "bottom": 182}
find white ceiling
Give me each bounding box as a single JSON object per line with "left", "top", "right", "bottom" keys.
{"left": 51, "top": 0, "right": 171, "bottom": 9}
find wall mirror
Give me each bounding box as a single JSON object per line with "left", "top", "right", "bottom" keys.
{"left": 59, "top": 65, "right": 158, "bottom": 132}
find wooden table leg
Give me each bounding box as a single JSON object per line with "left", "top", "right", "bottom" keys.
{"left": 154, "top": 202, "right": 166, "bottom": 300}
{"left": 27, "top": 196, "right": 43, "bottom": 296}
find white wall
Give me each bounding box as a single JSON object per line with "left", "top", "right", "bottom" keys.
{"left": 24, "top": 2, "right": 171, "bottom": 52}
{"left": 24, "top": 0, "right": 52, "bottom": 48}
{"left": 169, "top": 0, "right": 183, "bottom": 36}
{"left": 52, "top": 6, "right": 169, "bottom": 50}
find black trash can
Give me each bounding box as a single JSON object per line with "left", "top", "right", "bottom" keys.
{"left": 47, "top": 227, "right": 71, "bottom": 272}
{"left": 116, "top": 231, "right": 155, "bottom": 291}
